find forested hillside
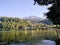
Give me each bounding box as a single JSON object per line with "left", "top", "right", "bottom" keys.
{"left": 0, "top": 17, "right": 52, "bottom": 31}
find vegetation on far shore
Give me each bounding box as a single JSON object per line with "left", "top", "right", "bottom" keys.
{"left": 0, "top": 17, "right": 55, "bottom": 31}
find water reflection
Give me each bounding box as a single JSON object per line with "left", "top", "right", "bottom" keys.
{"left": 0, "top": 40, "right": 56, "bottom": 45}
{"left": 0, "top": 31, "right": 57, "bottom": 45}
{"left": 9, "top": 40, "right": 56, "bottom": 45}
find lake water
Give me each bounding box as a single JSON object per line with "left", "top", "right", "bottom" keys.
{"left": 0, "top": 40, "right": 56, "bottom": 45}
{"left": 0, "top": 31, "right": 57, "bottom": 45}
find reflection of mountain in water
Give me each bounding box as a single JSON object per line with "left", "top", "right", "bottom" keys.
{"left": 23, "top": 16, "right": 52, "bottom": 25}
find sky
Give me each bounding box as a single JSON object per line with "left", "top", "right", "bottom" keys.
{"left": 0, "top": 0, "right": 52, "bottom": 18}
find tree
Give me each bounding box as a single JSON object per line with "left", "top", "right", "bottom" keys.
{"left": 34, "top": 0, "right": 60, "bottom": 45}
{"left": 34, "top": 0, "right": 60, "bottom": 5}
{"left": 34, "top": 0, "right": 60, "bottom": 25}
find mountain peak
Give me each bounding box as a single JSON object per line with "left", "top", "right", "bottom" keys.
{"left": 23, "top": 16, "right": 45, "bottom": 23}
{"left": 23, "top": 16, "right": 44, "bottom": 20}
{"left": 23, "top": 16, "right": 52, "bottom": 25}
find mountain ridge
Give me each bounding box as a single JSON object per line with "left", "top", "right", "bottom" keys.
{"left": 23, "top": 16, "right": 52, "bottom": 25}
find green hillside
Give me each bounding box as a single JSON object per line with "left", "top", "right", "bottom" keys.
{"left": 0, "top": 17, "right": 52, "bottom": 31}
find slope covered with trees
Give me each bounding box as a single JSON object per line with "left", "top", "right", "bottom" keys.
{"left": 0, "top": 17, "right": 51, "bottom": 31}
{"left": 0, "top": 17, "right": 29, "bottom": 31}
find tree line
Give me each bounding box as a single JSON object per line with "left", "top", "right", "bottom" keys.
{"left": 0, "top": 17, "right": 48, "bottom": 31}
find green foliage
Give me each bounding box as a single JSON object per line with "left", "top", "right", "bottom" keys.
{"left": 0, "top": 17, "right": 49, "bottom": 31}
{"left": 56, "top": 25, "right": 60, "bottom": 29}
{"left": 0, "top": 17, "right": 28, "bottom": 31}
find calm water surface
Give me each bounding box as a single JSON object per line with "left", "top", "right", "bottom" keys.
{"left": 0, "top": 40, "right": 56, "bottom": 45}
{"left": 0, "top": 31, "right": 56, "bottom": 45}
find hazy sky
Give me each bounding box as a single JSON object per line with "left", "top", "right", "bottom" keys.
{"left": 0, "top": 0, "right": 51, "bottom": 18}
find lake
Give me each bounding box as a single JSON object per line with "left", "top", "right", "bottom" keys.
{"left": 0, "top": 40, "right": 56, "bottom": 45}
{"left": 0, "top": 30, "right": 57, "bottom": 45}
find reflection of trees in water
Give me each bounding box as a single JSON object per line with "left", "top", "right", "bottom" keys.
{"left": 0, "top": 30, "right": 57, "bottom": 44}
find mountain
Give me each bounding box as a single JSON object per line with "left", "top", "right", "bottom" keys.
{"left": 23, "top": 16, "right": 44, "bottom": 23}
{"left": 23, "top": 16, "right": 52, "bottom": 25}
{"left": 40, "top": 19, "right": 53, "bottom": 25}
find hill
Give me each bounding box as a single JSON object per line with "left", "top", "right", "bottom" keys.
{"left": 0, "top": 17, "right": 53, "bottom": 31}
{"left": 23, "top": 16, "right": 52, "bottom": 25}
